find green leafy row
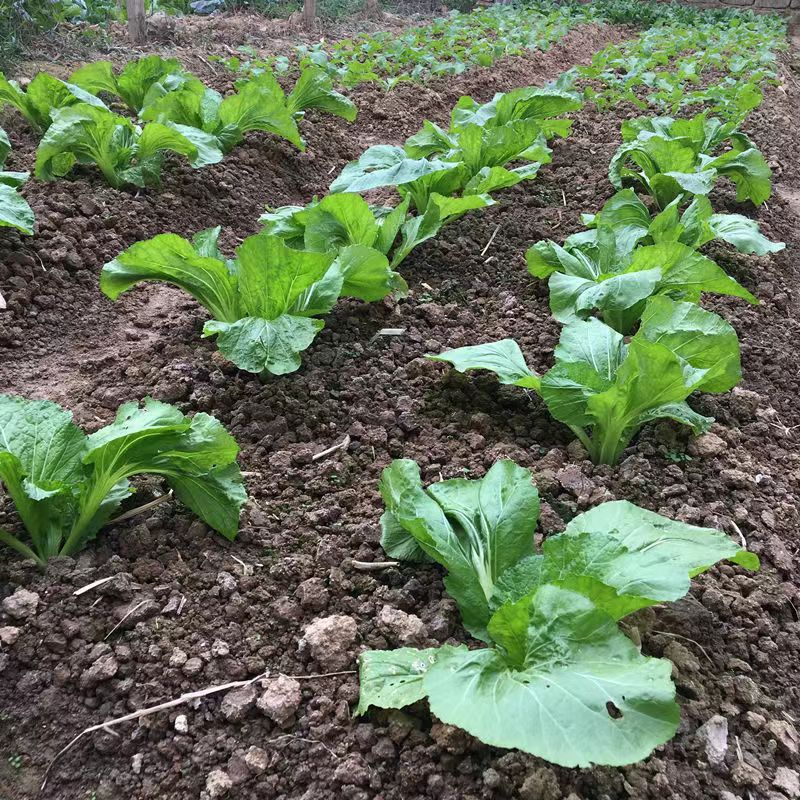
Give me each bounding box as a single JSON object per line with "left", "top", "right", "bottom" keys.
{"left": 0, "top": 395, "right": 247, "bottom": 565}
{"left": 222, "top": 2, "right": 596, "bottom": 91}
{"left": 102, "top": 82, "right": 579, "bottom": 376}
{"left": 0, "top": 55, "right": 356, "bottom": 189}
{"left": 358, "top": 459, "right": 758, "bottom": 766}
{"left": 565, "top": 5, "right": 785, "bottom": 121}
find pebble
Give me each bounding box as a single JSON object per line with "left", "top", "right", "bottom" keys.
{"left": 377, "top": 605, "right": 428, "bottom": 645}
{"left": 257, "top": 675, "right": 302, "bottom": 727}
{"left": 79, "top": 655, "right": 119, "bottom": 689}
{"left": 774, "top": 768, "right": 800, "bottom": 799}
{"left": 2, "top": 588, "right": 40, "bottom": 620}
{"left": 688, "top": 432, "right": 727, "bottom": 457}
{"left": 220, "top": 684, "right": 257, "bottom": 722}
{"left": 300, "top": 614, "right": 358, "bottom": 670}
{"left": 205, "top": 769, "right": 232, "bottom": 798}
{"left": 0, "top": 626, "right": 20, "bottom": 646}
{"left": 182, "top": 657, "right": 203, "bottom": 677}
{"left": 695, "top": 715, "right": 728, "bottom": 765}
{"left": 174, "top": 714, "right": 188, "bottom": 734}
{"left": 244, "top": 746, "right": 269, "bottom": 774}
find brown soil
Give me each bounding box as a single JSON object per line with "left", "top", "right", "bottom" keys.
{"left": 1, "top": 16, "right": 799, "bottom": 800}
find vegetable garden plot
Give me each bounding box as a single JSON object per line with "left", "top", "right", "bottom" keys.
{"left": 0, "top": 5, "right": 799, "bottom": 800}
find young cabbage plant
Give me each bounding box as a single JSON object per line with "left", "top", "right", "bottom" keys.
{"left": 0, "top": 128, "right": 34, "bottom": 235}
{"left": 35, "top": 103, "right": 223, "bottom": 188}
{"left": 578, "top": 188, "right": 784, "bottom": 257}
{"left": 69, "top": 55, "right": 188, "bottom": 113}
{"left": 0, "top": 395, "right": 247, "bottom": 565}
{"left": 609, "top": 112, "right": 772, "bottom": 209}
{"left": 430, "top": 296, "right": 741, "bottom": 465}
{"left": 359, "top": 458, "right": 757, "bottom": 767}
{"left": 527, "top": 223, "right": 757, "bottom": 334}
{"left": 101, "top": 227, "right": 404, "bottom": 377}
{"left": 139, "top": 72, "right": 303, "bottom": 154}
{"left": 0, "top": 70, "right": 107, "bottom": 131}
{"left": 330, "top": 85, "right": 578, "bottom": 210}
{"left": 260, "top": 190, "right": 494, "bottom": 269}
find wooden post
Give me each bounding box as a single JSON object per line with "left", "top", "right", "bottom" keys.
{"left": 364, "top": 0, "right": 383, "bottom": 20}
{"left": 127, "top": 0, "right": 146, "bottom": 44}
{"left": 302, "top": 0, "right": 316, "bottom": 28}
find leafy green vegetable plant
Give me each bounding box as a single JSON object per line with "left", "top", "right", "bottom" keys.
{"left": 101, "top": 226, "right": 403, "bottom": 376}
{"left": 139, "top": 68, "right": 354, "bottom": 154}
{"left": 330, "top": 85, "right": 578, "bottom": 211}
{"left": 0, "top": 70, "right": 107, "bottom": 131}
{"left": 0, "top": 395, "right": 247, "bottom": 565}
{"left": 578, "top": 188, "right": 784, "bottom": 256}
{"left": 69, "top": 55, "right": 187, "bottom": 113}
{"left": 0, "top": 128, "right": 34, "bottom": 235}
{"left": 430, "top": 296, "right": 741, "bottom": 465}
{"left": 35, "top": 103, "right": 223, "bottom": 188}
{"left": 260, "top": 190, "right": 493, "bottom": 269}
{"left": 526, "top": 189, "right": 768, "bottom": 333}
{"left": 358, "top": 458, "right": 757, "bottom": 766}
{"left": 609, "top": 112, "right": 773, "bottom": 209}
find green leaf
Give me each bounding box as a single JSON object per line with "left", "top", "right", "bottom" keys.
{"left": 170, "top": 462, "right": 247, "bottom": 541}
{"left": 234, "top": 232, "right": 335, "bottom": 319}
{"left": 424, "top": 586, "right": 678, "bottom": 767}
{"left": 300, "top": 193, "right": 380, "bottom": 252}
{"left": 429, "top": 339, "right": 540, "bottom": 389}
{"left": 708, "top": 213, "right": 784, "bottom": 255}
{"left": 101, "top": 233, "right": 240, "bottom": 323}
{"left": 218, "top": 74, "right": 303, "bottom": 151}
{"left": 69, "top": 61, "right": 119, "bottom": 98}
{"left": 0, "top": 396, "right": 87, "bottom": 559}
{"left": 286, "top": 66, "right": 357, "bottom": 121}
{"left": 710, "top": 147, "right": 772, "bottom": 205}
{"left": 116, "top": 55, "right": 184, "bottom": 111}
{"left": 330, "top": 145, "right": 461, "bottom": 195}
{"left": 0, "top": 180, "right": 34, "bottom": 235}
{"left": 203, "top": 315, "right": 325, "bottom": 376}
{"left": 336, "top": 244, "right": 405, "bottom": 302}
{"left": 493, "top": 500, "right": 757, "bottom": 619}
{"left": 379, "top": 459, "right": 539, "bottom": 639}
{"left": 356, "top": 647, "right": 438, "bottom": 714}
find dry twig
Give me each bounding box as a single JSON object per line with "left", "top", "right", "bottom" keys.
{"left": 41, "top": 669, "right": 355, "bottom": 789}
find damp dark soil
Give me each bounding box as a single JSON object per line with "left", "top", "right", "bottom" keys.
{"left": 0, "top": 15, "right": 799, "bottom": 800}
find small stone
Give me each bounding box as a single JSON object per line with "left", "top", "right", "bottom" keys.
{"left": 731, "top": 761, "right": 764, "bottom": 787}
{"left": 0, "top": 626, "right": 20, "bottom": 646}
{"left": 430, "top": 722, "right": 470, "bottom": 755}
{"left": 211, "top": 639, "right": 230, "bottom": 658}
{"left": 2, "top": 588, "right": 40, "bottom": 620}
{"left": 220, "top": 684, "right": 258, "bottom": 722}
{"left": 217, "top": 572, "right": 237, "bottom": 598}
{"left": 131, "top": 753, "right": 143, "bottom": 774}
{"left": 745, "top": 711, "right": 766, "bottom": 730}
{"left": 688, "top": 432, "right": 727, "bottom": 457}
{"left": 244, "top": 746, "right": 269, "bottom": 774}
{"left": 519, "top": 767, "right": 561, "bottom": 800}
{"left": 300, "top": 615, "right": 358, "bottom": 671}
{"left": 333, "top": 755, "right": 369, "bottom": 787}
{"left": 80, "top": 655, "right": 119, "bottom": 689}
{"left": 205, "top": 769, "right": 232, "bottom": 798}
{"left": 182, "top": 657, "right": 203, "bottom": 677}
{"left": 556, "top": 465, "right": 593, "bottom": 496}
{"left": 168, "top": 648, "right": 188, "bottom": 668}
{"left": 721, "top": 469, "right": 752, "bottom": 489}
{"left": 257, "top": 675, "right": 302, "bottom": 727}
{"left": 774, "top": 767, "right": 800, "bottom": 798}
{"left": 174, "top": 714, "right": 188, "bottom": 734}
{"left": 766, "top": 720, "right": 799, "bottom": 757}
{"left": 665, "top": 641, "right": 700, "bottom": 673}
{"left": 734, "top": 675, "right": 761, "bottom": 706}
{"left": 696, "top": 715, "right": 728, "bottom": 765}
{"left": 377, "top": 605, "right": 428, "bottom": 645}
